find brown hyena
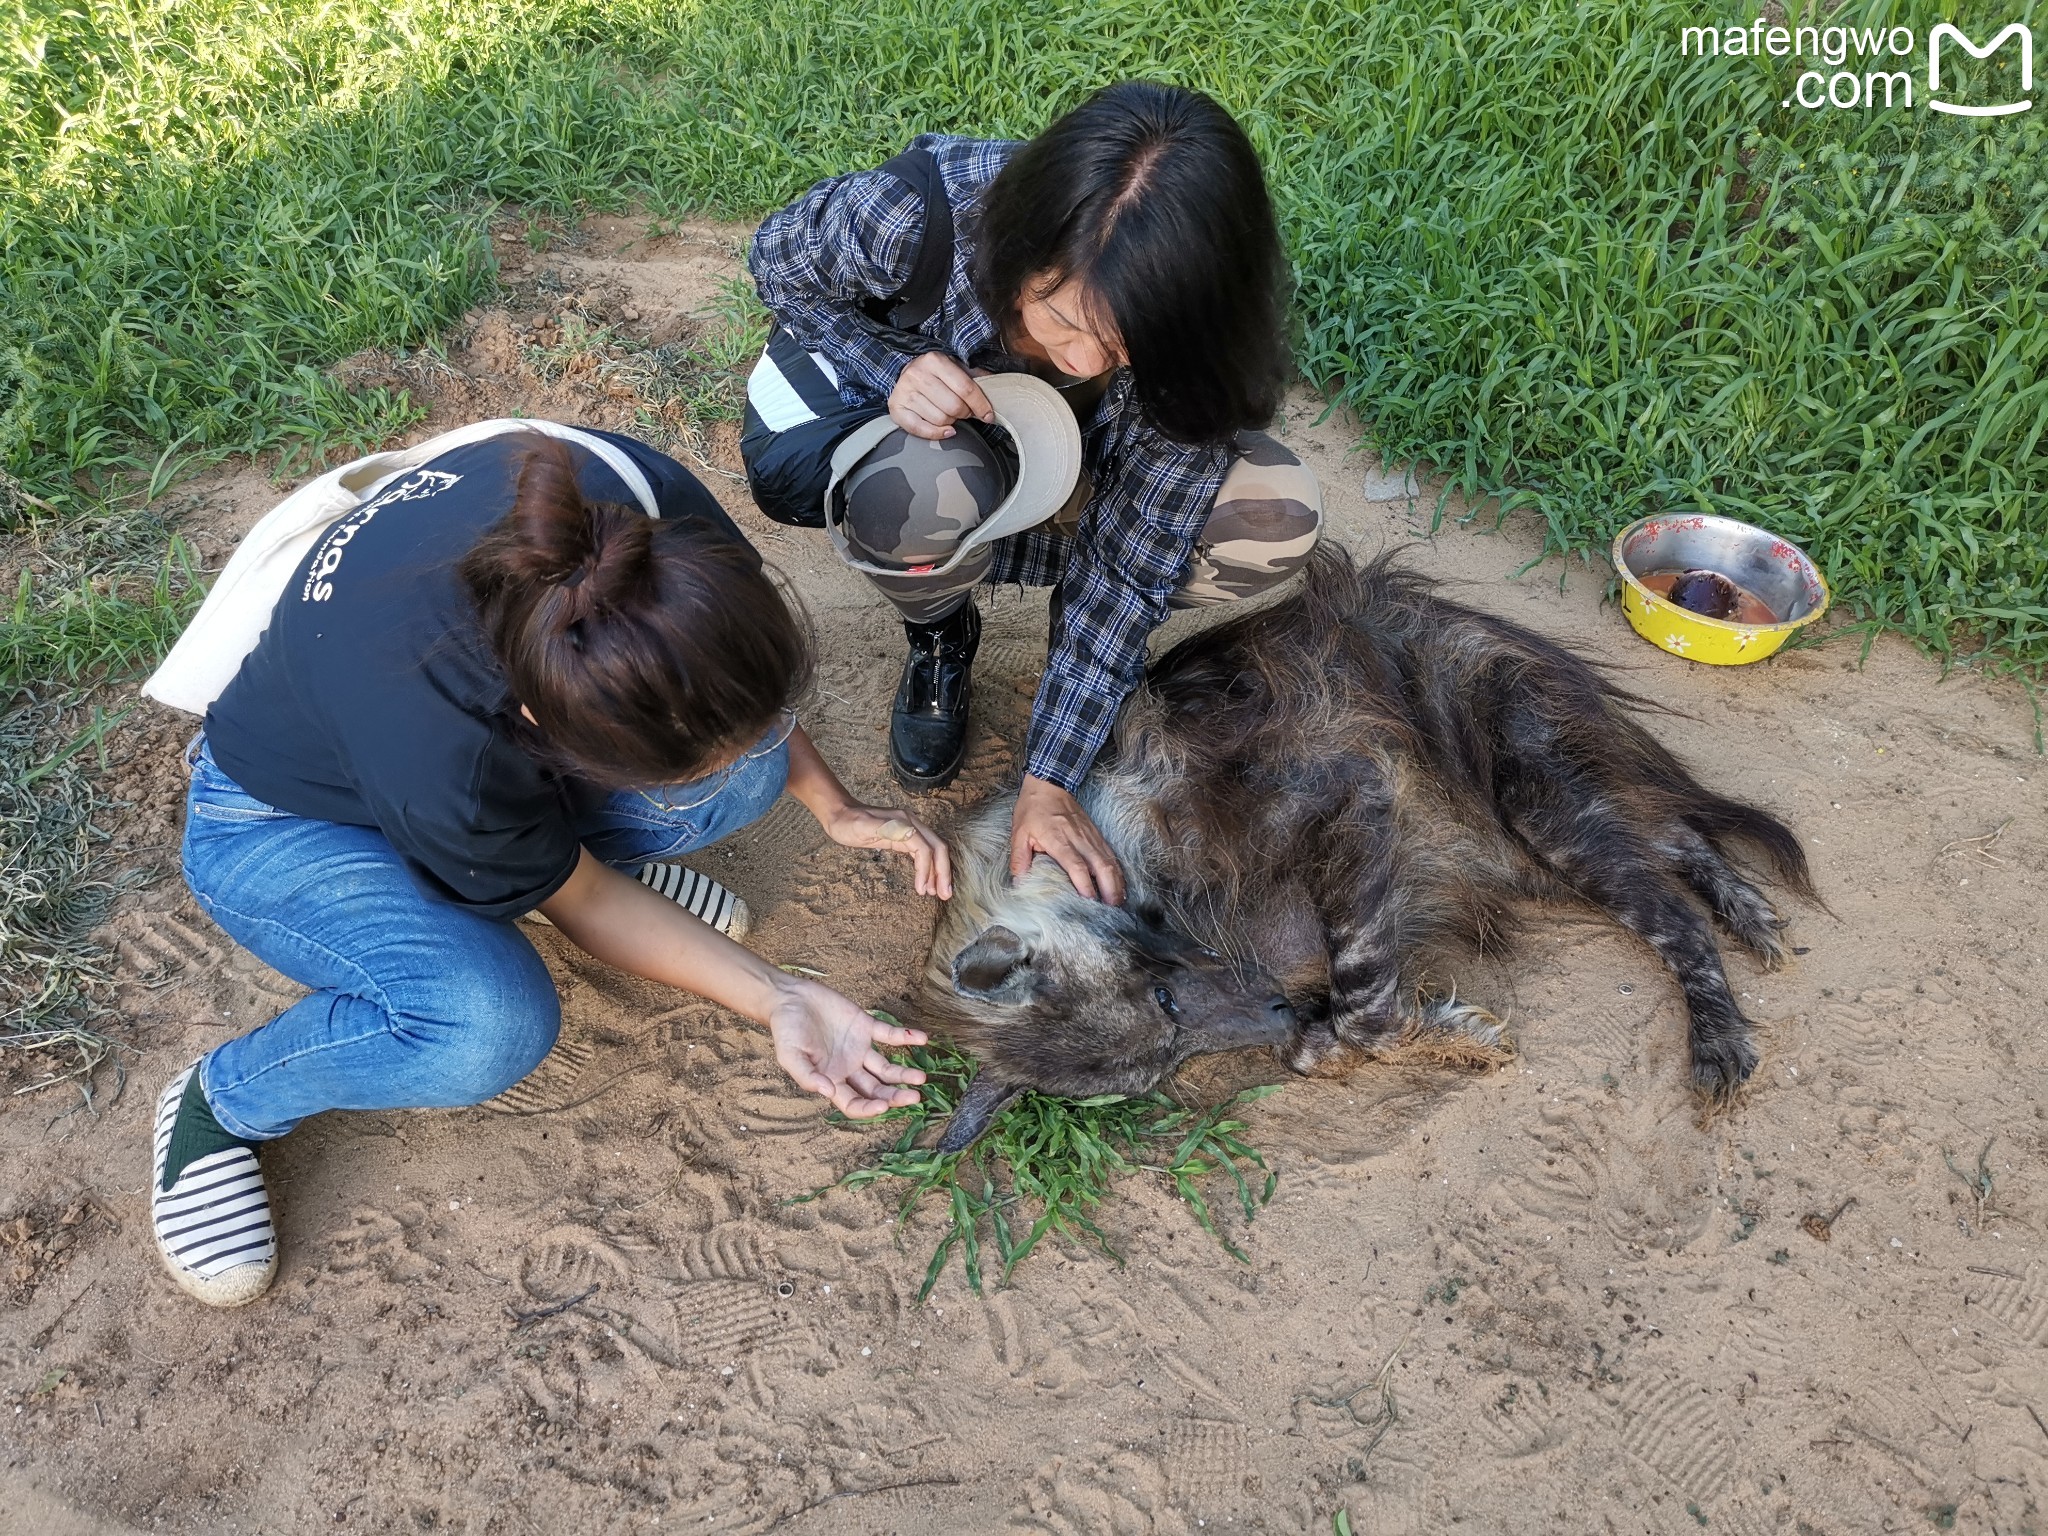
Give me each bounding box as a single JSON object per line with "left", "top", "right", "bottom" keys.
{"left": 925, "top": 547, "right": 1814, "bottom": 1150}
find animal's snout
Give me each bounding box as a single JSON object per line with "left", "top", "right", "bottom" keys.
{"left": 1255, "top": 993, "right": 1299, "bottom": 1047}
{"left": 1213, "top": 992, "right": 1297, "bottom": 1050}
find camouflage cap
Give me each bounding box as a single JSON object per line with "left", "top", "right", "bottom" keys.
{"left": 837, "top": 421, "right": 1012, "bottom": 570}
{"left": 823, "top": 373, "right": 1082, "bottom": 579}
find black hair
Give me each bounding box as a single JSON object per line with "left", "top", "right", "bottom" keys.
{"left": 461, "top": 435, "right": 813, "bottom": 789}
{"left": 972, "top": 81, "right": 1290, "bottom": 446}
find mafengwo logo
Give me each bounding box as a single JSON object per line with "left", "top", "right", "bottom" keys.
{"left": 1680, "top": 17, "right": 2033, "bottom": 115}
{"left": 1929, "top": 22, "right": 2033, "bottom": 113}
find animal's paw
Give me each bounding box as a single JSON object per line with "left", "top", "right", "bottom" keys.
{"left": 1715, "top": 887, "right": 1792, "bottom": 969}
{"left": 1723, "top": 910, "right": 1792, "bottom": 970}
{"left": 1387, "top": 998, "right": 1514, "bottom": 1071}
{"left": 1281, "top": 1024, "right": 1353, "bottom": 1075}
{"left": 1690, "top": 1029, "right": 1759, "bottom": 1098}
{"left": 1422, "top": 996, "right": 1509, "bottom": 1049}
{"left": 1749, "top": 932, "right": 1791, "bottom": 971}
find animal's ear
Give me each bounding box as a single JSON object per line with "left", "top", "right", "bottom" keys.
{"left": 950, "top": 925, "right": 1036, "bottom": 1002}
{"left": 934, "top": 1072, "right": 1025, "bottom": 1154}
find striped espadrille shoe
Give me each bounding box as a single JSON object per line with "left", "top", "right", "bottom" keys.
{"left": 525, "top": 864, "right": 749, "bottom": 940}
{"left": 635, "top": 862, "right": 750, "bottom": 941}
{"left": 151, "top": 1061, "right": 277, "bottom": 1307}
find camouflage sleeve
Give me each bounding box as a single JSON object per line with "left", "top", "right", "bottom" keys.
{"left": 747, "top": 166, "right": 947, "bottom": 403}
{"left": 1022, "top": 424, "right": 1232, "bottom": 792}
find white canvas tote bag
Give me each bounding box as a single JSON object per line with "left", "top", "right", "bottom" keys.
{"left": 143, "top": 420, "right": 660, "bottom": 717}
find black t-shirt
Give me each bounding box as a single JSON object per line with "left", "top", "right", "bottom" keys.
{"left": 204, "top": 429, "right": 752, "bottom": 920}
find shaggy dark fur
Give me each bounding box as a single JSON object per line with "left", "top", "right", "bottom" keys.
{"left": 926, "top": 547, "right": 1814, "bottom": 1150}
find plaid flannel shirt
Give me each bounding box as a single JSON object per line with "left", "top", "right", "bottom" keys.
{"left": 749, "top": 136, "right": 1233, "bottom": 792}
{"left": 749, "top": 135, "right": 1013, "bottom": 404}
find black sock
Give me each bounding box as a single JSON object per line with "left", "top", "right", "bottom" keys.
{"left": 161, "top": 1070, "right": 256, "bottom": 1190}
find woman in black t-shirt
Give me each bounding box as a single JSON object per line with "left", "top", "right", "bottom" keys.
{"left": 153, "top": 429, "right": 945, "bottom": 1308}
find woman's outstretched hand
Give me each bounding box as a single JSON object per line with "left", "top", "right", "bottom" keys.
{"left": 539, "top": 849, "right": 928, "bottom": 1119}
{"left": 766, "top": 977, "right": 928, "bottom": 1118}
{"left": 1009, "top": 774, "right": 1125, "bottom": 905}
{"left": 820, "top": 802, "right": 953, "bottom": 899}
{"left": 784, "top": 725, "right": 952, "bottom": 899}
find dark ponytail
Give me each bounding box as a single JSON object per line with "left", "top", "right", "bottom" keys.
{"left": 461, "top": 435, "right": 812, "bottom": 789}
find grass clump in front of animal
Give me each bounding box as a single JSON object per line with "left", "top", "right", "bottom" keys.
{"left": 797, "top": 1037, "right": 1280, "bottom": 1303}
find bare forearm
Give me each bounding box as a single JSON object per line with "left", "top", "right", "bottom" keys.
{"left": 783, "top": 724, "right": 853, "bottom": 823}
{"left": 535, "top": 848, "right": 931, "bottom": 1118}
{"left": 537, "top": 850, "right": 784, "bottom": 1023}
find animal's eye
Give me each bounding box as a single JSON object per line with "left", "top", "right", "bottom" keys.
{"left": 1153, "top": 985, "right": 1180, "bottom": 1016}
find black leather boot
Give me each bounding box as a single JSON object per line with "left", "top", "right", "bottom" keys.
{"left": 889, "top": 601, "right": 981, "bottom": 791}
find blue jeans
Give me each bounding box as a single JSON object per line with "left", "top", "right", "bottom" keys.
{"left": 180, "top": 734, "right": 788, "bottom": 1140}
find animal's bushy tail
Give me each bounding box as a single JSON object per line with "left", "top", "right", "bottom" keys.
{"left": 1680, "top": 792, "right": 1818, "bottom": 903}
{"left": 1608, "top": 701, "right": 1818, "bottom": 903}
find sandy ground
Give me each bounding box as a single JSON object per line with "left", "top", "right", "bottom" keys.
{"left": 4, "top": 217, "right": 2047, "bottom": 1536}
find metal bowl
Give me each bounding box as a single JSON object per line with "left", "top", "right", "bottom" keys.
{"left": 1612, "top": 514, "right": 1830, "bottom": 665}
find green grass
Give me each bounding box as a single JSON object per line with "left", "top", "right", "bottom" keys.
{"left": 1, "top": 0, "right": 2042, "bottom": 677}
{"left": 795, "top": 1041, "right": 1279, "bottom": 1300}
{"left": 3, "top": 534, "right": 200, "bottom": 689}
{"left": 0, "top": 691, "right": 158, "bottom": 1098}
{"left": 541, "top": 275, "right": 770, "bottom": 452}
{"left": 0, "top": 496, "right": 197, "bottom": 1079}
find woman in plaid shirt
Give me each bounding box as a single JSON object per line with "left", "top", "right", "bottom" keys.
{"left": 741, "top": 82, "right": 1323, "bottom": 904}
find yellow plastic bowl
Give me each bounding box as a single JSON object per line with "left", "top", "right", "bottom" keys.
{"left": 1612, "top": 514, "right": 1830, "bottom": 666}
